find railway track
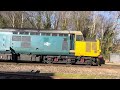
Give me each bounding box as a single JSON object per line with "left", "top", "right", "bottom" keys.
{"left": 0, "top": 60, "right": 94, "bottom": 67}
{"left": 0, "top": 59, "right": 120, "bottom": 69}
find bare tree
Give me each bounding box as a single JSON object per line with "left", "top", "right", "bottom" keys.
{"left": 52, "top": 11, "right": 60, "bottom": 30}
{"left": 35, "top": 11, "right": 44, "bottom": 29}
{"left": 42, "top": 11, "right": 53, "bottom": 29}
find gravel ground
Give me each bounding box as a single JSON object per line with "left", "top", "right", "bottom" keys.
{"left": 0, "top": 62, "right": 120, "bottom": 79}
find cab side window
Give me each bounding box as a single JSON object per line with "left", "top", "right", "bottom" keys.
{"left": 76, "top": 35, "right": 84, "bottom": 41}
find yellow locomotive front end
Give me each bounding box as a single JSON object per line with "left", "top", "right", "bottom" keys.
{"left": 69, "top": 31, "right": 101, "bottom": 58}
{"left": 75, "top": 38, "right": 101, "bottom": 57}
{"left": 72, "top": 31, "right": 101, "bottom": 65}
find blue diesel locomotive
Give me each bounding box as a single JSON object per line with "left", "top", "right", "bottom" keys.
{"left": 0, "top": 28, "right": 102, "bottom": 65}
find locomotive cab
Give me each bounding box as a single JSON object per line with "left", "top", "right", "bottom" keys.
{"left": 69, "top": 31, "right": 84, "bottom": 54}
{"left": 75, "top": 36, "right": 101, "bottom": 57}
{"left": 73, "top": 32, "right": 101, "bottom": 65}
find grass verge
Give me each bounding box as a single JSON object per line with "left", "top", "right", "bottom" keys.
{"left": 54, "top": 73, "right": 116, "bottom": 79}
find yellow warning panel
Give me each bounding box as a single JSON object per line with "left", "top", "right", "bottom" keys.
{"left": 75, "top": 40, "right": 101, "bottom": 57}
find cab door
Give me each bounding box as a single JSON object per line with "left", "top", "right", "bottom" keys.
{"left": 75, "top": 34, "right": 85, "bottom": 56}
{"left": 70, "top": 34, "right": 75, "bottom": 50}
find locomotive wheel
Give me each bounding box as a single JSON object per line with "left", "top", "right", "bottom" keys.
{"left": 43, "top": 56, "right": 47, "bottom": 63}
{"left": 66, "top": 59, "right": 71, "bottom": 65}
{"left": 90, "top": 58, "right": 96, "bottom": 66}
{"left": 90, "top": 58, "right": 93, "bottom": 66}
{"left": 40, "top": 56, "right": 43, "bottom": 63}
{"left": 46, "top": 60, "right": 52, "bottom": 64}
{"left": 96, "top": 58, "right": 101, "bottom": 66}
{"left": 71, "top": 59, "right": 76, "bottom": 65}
{"left": 91, "top": 58, "right": 101, "bottom": 66}
{"left": 46, "top": 58, "right": 53, "bottom": 64}
{"left": 90, "top": 62, "right": 93, "bottom": 66}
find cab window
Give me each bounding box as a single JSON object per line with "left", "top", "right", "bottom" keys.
{"left": 76, "top": 35, "right": 84, "bottom": 41}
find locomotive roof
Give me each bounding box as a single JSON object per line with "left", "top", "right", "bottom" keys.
{"left": 0, "top": 28, "right": 83, "bottom": 35}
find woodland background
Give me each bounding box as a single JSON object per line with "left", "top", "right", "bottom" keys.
{"left": 0, "top": 11, "right": 120, "bottom": 59}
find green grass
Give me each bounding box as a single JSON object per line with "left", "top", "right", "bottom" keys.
{"left": 54, "top": 73, "right": 116, "bottom": 79}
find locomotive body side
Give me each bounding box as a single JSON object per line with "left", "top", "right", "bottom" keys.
{"left": 11, "top": 32, "right": 70, "bottom": 55}
{"left": 0, "top": 28, "right": 102, "bottom": 65}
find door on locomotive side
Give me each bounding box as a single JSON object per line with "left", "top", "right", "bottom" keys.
{"left": 74, "top": 33, "right": 84, "bottom": 56}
